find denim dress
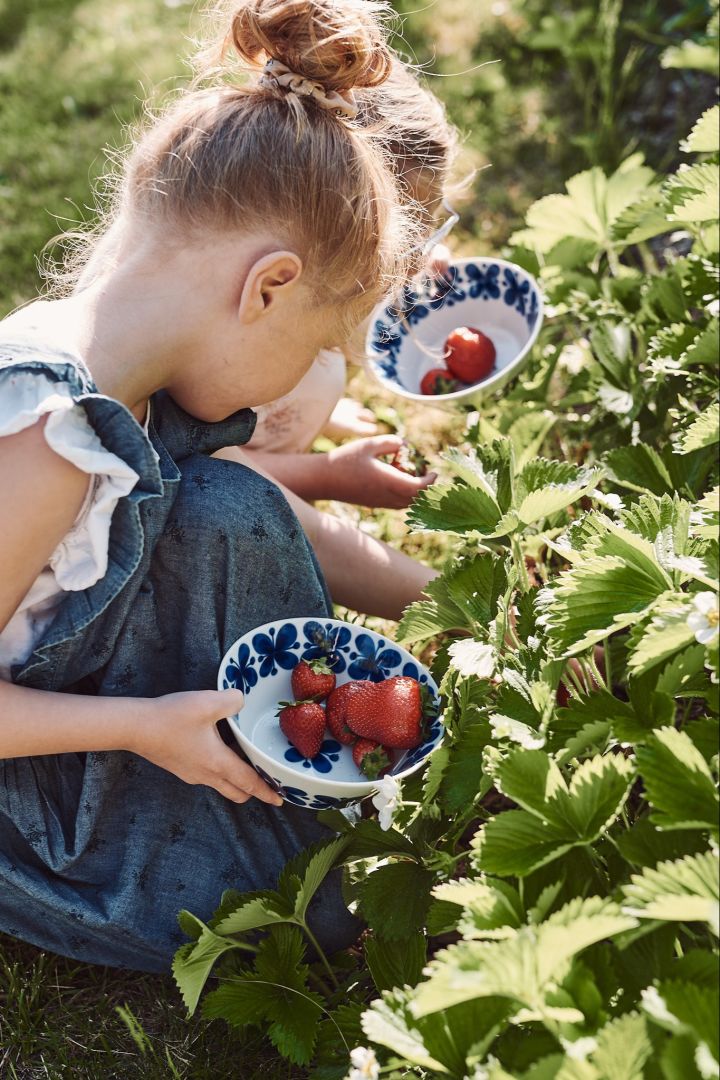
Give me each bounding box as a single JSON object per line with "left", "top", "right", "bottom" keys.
{"left": 0, "top": 346, "right": 359, "bottom": 972}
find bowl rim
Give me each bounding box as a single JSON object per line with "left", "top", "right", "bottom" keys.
{"left": 365, "top": 255, "right": 545, "bottom": 403}
{"left": 217, "top": 617, "right": 443, "bottom": 791}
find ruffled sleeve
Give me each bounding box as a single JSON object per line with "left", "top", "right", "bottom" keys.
{"left": 0, "top": 368, "right": 140, "bottom": 591}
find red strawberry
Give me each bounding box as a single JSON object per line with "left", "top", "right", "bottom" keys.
{"left": 420, "top": 368, "right": 458, "bottom": 396}
{"left": 352, "top": 739, "right": 392, "bottom": 779}
{"left": 344, "top": 676, "right": 425, "bottom": 749}
{"left": 445, "top": 326, "right": 496, "bottom": 384}
{"left": 291, "top": 658, "right": 336, "bottom": 702}
{"left": 389, "top": 441, "right": 428, "bottom": 477}
{"left": 277, "top": 701, "right": 325, "bottom": 760}
{"left": 325, "top": 682, "right": 363, "bottom": 745}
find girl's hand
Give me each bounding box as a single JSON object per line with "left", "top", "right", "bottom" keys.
{"left": 324, "top": 397, "right": 379, "bottom": 440}
{"left": 130, "top": 689, "right": 283, "bottom": 806}
{"left": 326, "top": 435, "right": 436, "bottom": 510}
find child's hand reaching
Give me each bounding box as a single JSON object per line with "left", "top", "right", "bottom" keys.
{"left": 324, "top": 397, "right": 379, "bottom": 440}
{"left": 326, "top": 434, "right": 436, "bottom": 509}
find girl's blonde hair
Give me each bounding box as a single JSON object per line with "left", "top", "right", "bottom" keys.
{"left": 67, "top": 0, "right": 423, "bottom": 329}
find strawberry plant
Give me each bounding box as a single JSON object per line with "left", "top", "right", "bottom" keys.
{"left": 173, "top": 108, "right": 719, "bottom": 1078}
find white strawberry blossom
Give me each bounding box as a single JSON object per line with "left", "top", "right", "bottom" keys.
{"left": 346, "top": 1046, "right": 379, "bottom": 1080}
{"left": 557, "top": 339, "right": 589, "bottom": 375}
{"left": 447, "top": 639, "right": 495, "bottom": 679}
{"left": 371, "top": 775, "right": 401, "bottom": 832}
{"left": 687, "top": 592, "right": 719, "bottom": 645}
{"left": 598, "top": 383, "right": 634, "bottom": 415}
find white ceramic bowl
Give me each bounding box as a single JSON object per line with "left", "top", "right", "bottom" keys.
{"left": 366, "top": 257, "right": 544, "bottom": 410}
{"left": 217, "top": 618, "right": 443, "bottom": 810}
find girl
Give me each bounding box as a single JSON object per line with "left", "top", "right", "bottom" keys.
{"left": 0, "top": 0, "right": 423, "bottom": 971}
{"left": 238, "top": 60, "right": 459, "bottom": 511}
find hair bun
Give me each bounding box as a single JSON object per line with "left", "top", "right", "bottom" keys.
{"left": 224, "top": 0, "right": 393, "bottom": 91}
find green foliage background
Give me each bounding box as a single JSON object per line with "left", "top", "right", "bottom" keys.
{"left": 0, "top": 1, "right": 717, "bottom": 1077}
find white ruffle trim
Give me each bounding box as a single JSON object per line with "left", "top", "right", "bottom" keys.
{"left": 0, "top": 369, "right": 140, "bottom": 591}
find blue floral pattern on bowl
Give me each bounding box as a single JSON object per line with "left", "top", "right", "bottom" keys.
{"left": 367, "top": 258, "right": 543, "bottom": 393}
{"left": 284, "top": 738, "right": 343, "bottom": 773}
{"left": 218, "top": 618, "right": 444, "bottom": 810}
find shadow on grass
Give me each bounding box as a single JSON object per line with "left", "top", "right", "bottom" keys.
{"left": 0, "top": 933, "right": 304, "bottom": 1079}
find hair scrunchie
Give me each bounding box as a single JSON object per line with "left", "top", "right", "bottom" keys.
{"left": 259, "top": 57, "right": 358, "bottom": 118}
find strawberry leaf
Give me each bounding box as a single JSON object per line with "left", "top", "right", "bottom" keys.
{"left": 364, "top": 932, "right": 427, "bottom": 993}
{"left": 359, "top": 863, "right": 435, "bottom": 940}
{"left": 636, "top": 727, "right": 719, "bottom": 835}
{"left": 622, "top": 849, "right": 719, "bottom": 934}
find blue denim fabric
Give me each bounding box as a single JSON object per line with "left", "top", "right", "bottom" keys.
{"left": 0, "top": 348, "right": 359, "bottom": 972}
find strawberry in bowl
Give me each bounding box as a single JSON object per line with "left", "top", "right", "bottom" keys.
{"left": 217, "top": 619, "right": 443, "bottom": 810}
{"left": 366, "top": 257, "right": 544, "bottom": 410}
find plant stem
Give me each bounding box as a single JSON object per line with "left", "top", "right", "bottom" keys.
{"left": 586, "top": 650, "right": 608, "bottom": 691}
{"left": 512, "top": 535, "right": 531, "bottom": 593}
{"left": 301, "top": 922, "right": 340, "bottom": 991}
{"left": 603, "top": 637, "right": 613, "bottom": 691}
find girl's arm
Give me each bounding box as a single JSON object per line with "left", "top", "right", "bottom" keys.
{"left": 215, "top": 445, "right": 438, "bottom": 620}
{"left": 243, "top": 434, "right": 435, "bottom": 510}
{"left": 0, "top": 423, "right": 281, "bottom": 806}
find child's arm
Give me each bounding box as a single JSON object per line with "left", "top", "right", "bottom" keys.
{"left": 241, "top": 434, "right": 436, "bottom": 509}
{"left": 216, "top": 445, "right": 438, "bottom": 620}
{"left": 0, "top": 423, "right": 281, "bottom": 806}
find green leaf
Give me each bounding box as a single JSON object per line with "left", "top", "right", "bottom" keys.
{"left": 472, "top": 809, "right": 576, "bottom": 877}
{"left": 605, "top": 445, "right": 674, "bottom": 496}
{"left": 507, "top": 411, "right": 557, "bottom": 469}
{"left": 611, "top": 190, "right": 672, "bottom": 246}
{"left": 359, "top": 862, "right": 435, "bottom": 940}
{"left": 591, "top": 1013, "right": 653, "bottom": 1080}
{"left": 627, "top": 600, "right": 696, "bottom": 675}
{"left": 341, "top": 818, "right": 419, "bottom": 861}
{"left": 662, "top": 40, "right": 720, "bottom": 74}
{"left": 407, "top": 481, "right": 501, "bottom": 535}
{"left": 680, "top": 403, "right": 720, "bottom": 453}
{"left": 620, "top": 493, "right": 691, "bottom": 551}
{"left": 397, "top": 575, "right": 469, "bottom": 646}
{"left": 440, "top": 715, "right": 493, "bottom": 814}
{"left": 511, "top": 158, "right": 656, "bottom": 257}
{"left": 361, "top": 992, "right": 449, "bottom": 1073}
{"left": 433, "top": 878, "right": 523, "bottom": 939}
{"left": 555, "top": 754, "right": 635, "bottom": 839}
{"left": 202, "top": 977, "right": 277, "bottom": 1028}
{"left": 278, "top": 835, "right": 348, "bottom": 922}
{"left": 636, "top": 727, "right": 719, "bottom": 835}
{"left": 494, "top": 749, "right": 567, "bottom": 822}
{"left": 537, "top": 554, "right": 668, "bottom": 656}
{"left": 667, "top": 163, "right": 720, "bottom": 223}
{"left": 515, "top": 460, "right": 602, "bottom": 525}
{"left": 445, "top": 552, "right": 509, "bottom": 629}
{"left": 682, "top": 105, "right": 720, "bottom": 153}
{"left": 616, "top": 818, "right": 705, "bottom": 868}
{"left": 173, "top": 916, "right": 252, "bottom": 1015}
{"left": 411, "top": 897, "right": 636, "bottom": 1018}
{"left": 645, "top": 980, "right": 720, "bottom": 1066}
{"left": 364, "top": 932, "right": 427, "bottom": 992}
{"left": 212, "top": 893, "right": 292, "bottom": 937}
{"left": 622, "top": 849, "right": 719, "bottom": 935}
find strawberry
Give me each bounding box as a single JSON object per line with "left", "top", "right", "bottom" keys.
{"left": 344, "top": 676, "right": 425, "bottom": 749}
{"left": 352, "top": 739, "right": 392, "bottom": 780}
{"left": 291, "top": 657, "right": 336, "bottom": 702}
{"left": 420, "top": 368, "right": 458, "bottom": 396}
{"left": 277, "top": 701, "right": 325, "bottom": 760}
{"left": 445, "top": 326, "right": 496, "bottom": 384}
{"left": 325, "top": 682, "right": 362, "bottom": 745}
{"left": 389, "top": 441, "right": 429, "bottom": 477}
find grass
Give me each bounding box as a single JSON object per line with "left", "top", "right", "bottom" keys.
{"left": 0, "top": 0, "right": 710, "bottom": 1074}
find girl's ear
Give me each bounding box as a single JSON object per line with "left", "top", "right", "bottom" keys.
{"left": 237, "top": 251, "right": 303, "bottom": 324}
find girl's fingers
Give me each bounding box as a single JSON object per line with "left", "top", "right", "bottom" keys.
{"left": 364, "top": 434, "right": 404, "bottom": 457}
{"left": 215, "top": 780, "right": 251, "bottom": 804}
{"left": 209, "top": 688, "right": 245, "bottom": 720}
